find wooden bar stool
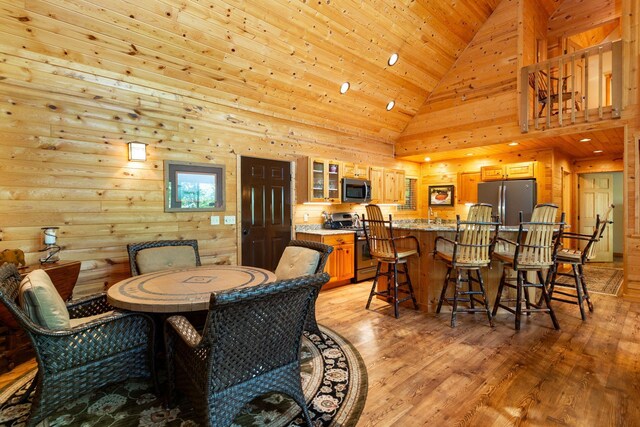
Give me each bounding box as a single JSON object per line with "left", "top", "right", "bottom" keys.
{"left": 362, "top": 204, "right": 420, "bottom": 319}
{"left": 548, "top": 204, "right": 614, "bottom": 319}
{"left": 434, "top": 203, "right": 500, "bottom": 327}
{"left": 492, "top": 204, "right": 565, "bottom": 330}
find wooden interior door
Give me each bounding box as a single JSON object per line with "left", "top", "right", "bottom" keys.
{"left": 579, "top": 173, "right": 613, "bottom": 262}
{"left": 241, "top": 157, "right": 291, "bottom": 270}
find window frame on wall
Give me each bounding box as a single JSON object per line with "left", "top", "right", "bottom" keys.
{"left": 164, "top": 160, "right": 225, "bottom": 212}
{"left": 398, "top": 177, "right": 418, "bottom": 211}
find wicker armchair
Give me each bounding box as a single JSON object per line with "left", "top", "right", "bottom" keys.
{"left": 164, "top": 272, "right": 330, "bottom": 427}
{"left": 0, "top": 263, "right": 156, "bottom": 427}
{"left": 274, "top": 239, "right": 333, "bottom": 336}
{"left": 434, "top": 203, "right": 500, "bottom": 327}
{"left": 492, "top": 204, "right": 565, "bottom": 330}
{"left": 127, "top": 239, "right": 201, "bottom": 276}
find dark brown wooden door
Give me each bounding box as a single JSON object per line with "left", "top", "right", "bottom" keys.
{"left": 241, "top": 156, "right": 291, "bottom": 270}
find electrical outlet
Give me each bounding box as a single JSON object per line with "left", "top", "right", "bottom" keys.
{"left": 224, "top": 215, "right": 236, "bottom": 225}
{"left": 210, "top": 215, "right": 220, "bottom": 225}
{"left": 303, "top": 213, "right": 309, "bottom": 222}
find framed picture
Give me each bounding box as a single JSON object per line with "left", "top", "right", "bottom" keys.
{"left": 164, "top": 160, "right": 225, "bottom": 212}
{"left": 428, "top": 185, "right": 454, "bottom": 207}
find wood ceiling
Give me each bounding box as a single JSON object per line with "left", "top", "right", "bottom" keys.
{"left": 16, "top": 0, "right": 500, "bottom": 145}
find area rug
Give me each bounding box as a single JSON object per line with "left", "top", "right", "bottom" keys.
{"left": 0, "top": 325, "right": 367, "bottom": 427}
{"left": 554, "top": 265, "right": 623, "bottom": 296}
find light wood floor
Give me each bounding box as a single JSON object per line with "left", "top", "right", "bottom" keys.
{"left": 316, "top": 280, "right": 639, "bottom": 426}
{"left": 2, "top": 275, "right": 637, "bottom": 426}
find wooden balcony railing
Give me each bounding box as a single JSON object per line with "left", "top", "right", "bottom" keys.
{"left": 520, "top": 40, "right": 623, "bottom": 132}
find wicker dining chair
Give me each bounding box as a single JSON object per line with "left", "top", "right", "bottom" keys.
{"left": 492, "top": 204, "right": 565, "bottom": 330}
{"left": 127, "top": 239, "right": 201, "bottom": 276}
{"left": 274, "top": 239, "right": 333, "bottom": 336}
{"left": 548, "top": 204, "right": 615, "bottom": 319}
{"left": 434, "top": 203, "right": 500, "bottom": 327}
{"left": 0, "top": 263, "right": 156, "bottom": 427}
{"left": 164, "top": 272, "right": 330, "bottom": 427}
{"left": 362, "top": 204, "right": 420, "bottom": 318}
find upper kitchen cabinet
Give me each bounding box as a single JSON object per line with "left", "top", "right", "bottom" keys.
{"left": 457, "top": 172, "right": 481, "bottom": 204}
{"left": 369, "top": 166, "right": 384, "bottom": 203}
{"left": 343, "top": 163, "right": 370, "bottom": 179}
{"left": 480, "top": 161, "right": 537, "bottom": 181}
{"left": 384, "top": 169, "right": 406, "bottom": 204}
{"left": 296, "top": 157, "right": 342, "bottom": 203}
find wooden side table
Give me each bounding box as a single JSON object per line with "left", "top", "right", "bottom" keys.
{"left": 0, "top": 260, "right": 81, "bottom": 373}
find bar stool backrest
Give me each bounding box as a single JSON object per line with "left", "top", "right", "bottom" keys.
{"left": 364, "top": 204, "right": 396, "bottom": 260}
{"left": 455, "top": 203, "right": 496, "bottom": 265}
{"left": 515, "top": 203, "right": 563, "bottom": 270}
{"left": 585, "top": 204, "right": 614, "bottom": 260}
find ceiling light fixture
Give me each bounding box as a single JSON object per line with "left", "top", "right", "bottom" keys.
{"left": 424, "top": 157, "right": 431, "bottom": 162}
{"left": 386, "top": 100, "right": 395, "bottom": 111}
{"left": 580, "top": 138, "right": 592, "bottom": 142}
{"left": 388, "top": 53, "right": 399, "bottom": 66}
{"left": 466, "top": 153, "right": 473, "bottom": 156}
{"left": 340, "top": 82, "right": 350, "bottom": 94}
{"left": 508, "top": 142, "right": 519, "bottom": 146}
{"left": 593, "top": 150, "right": 604, "bottom": 154}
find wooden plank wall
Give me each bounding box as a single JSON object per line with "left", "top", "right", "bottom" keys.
{"left": 0, "top": 1, "right": 418, "bottom": 295}
{"left": 396, "top": 0, "right": 521, "bottom": 155}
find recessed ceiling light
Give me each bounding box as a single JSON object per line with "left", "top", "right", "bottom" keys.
{"left": 386, "top": 100, "right": 395, "bottom": 111}
{"left": 424, "top": 157, "right": 431, "bottom": 162}
{"left": 388, "top": 53, "right": 399, "bottom": 66}
{"left": 580, "top": 138, "right": 591, "bottom": 142}
{"left": 593, "top": 150, "right": 604, "bottom": 153}
{"left": 340, "top": 82, "right": 350, "bottom": 94}
{"left": 508, "top": 142, "right": 519, "bottom": 146}
{"left": 466, "top": 153, "right": 473, "bottom": 156}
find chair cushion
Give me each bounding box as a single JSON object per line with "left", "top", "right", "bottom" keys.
{"left": 275, "top": 246, "right": 321, "bottom": 280}
{"left": 19, "top": 269, "right": 70, "bottom": 330}
{"left": 69, "top": 311, "right": 115, "bottom": 328}
{"left": 136, "top": 246, "right": 197, "bottom": 274}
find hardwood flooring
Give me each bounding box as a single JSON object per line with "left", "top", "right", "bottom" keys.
{"left": 2, "top": 275, "right": 637, "bottom": 426}
{"left": 316, "top": 280, "right": 640, "bottom": 426}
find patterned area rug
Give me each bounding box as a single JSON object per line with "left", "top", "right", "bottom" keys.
{"left": 0, "top": 325, "right": 367, "bottom": 427}
{"left": 554, "top": 265, "right": 623, "bottom": 296}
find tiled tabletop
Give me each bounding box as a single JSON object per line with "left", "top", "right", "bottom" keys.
{"left": 107, "top": 265, "right": 276, "bottom": 313}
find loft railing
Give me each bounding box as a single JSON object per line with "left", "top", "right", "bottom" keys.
{"left": 520, "top": 40, "right": 623, "bottom": 133}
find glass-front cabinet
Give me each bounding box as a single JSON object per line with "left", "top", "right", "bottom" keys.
{"left": 310, "top": 158, "right": 341, "bottom": 202}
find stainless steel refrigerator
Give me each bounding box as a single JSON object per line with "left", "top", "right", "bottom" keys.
{"left": 477, "top": 179, "right": 537, "bottom": 226}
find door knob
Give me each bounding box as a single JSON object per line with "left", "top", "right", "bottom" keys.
{"left": 242, "top": 229, "right": 249, "bottom": 235}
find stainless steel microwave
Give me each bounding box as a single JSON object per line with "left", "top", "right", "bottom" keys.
{"left": 342, "top": 178, "right": 372, "bottom": 203}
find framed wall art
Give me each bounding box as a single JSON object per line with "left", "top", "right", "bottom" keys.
{"left": 428, "top": 185, "right": 454, "bottom": 207}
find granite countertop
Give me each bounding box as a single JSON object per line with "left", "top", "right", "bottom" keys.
{"left": 296, "top": 229, "right": 357, "bottom": 236}
{"left": 294, "top": 221, "right": 522, "bottom": 235}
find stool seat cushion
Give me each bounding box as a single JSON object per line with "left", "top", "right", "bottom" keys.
{"left": 19, "top": 269, "right": 70, "bottom": 329}
{"left": 275, "top": 246, "right": 321, "bottom": 280}
{"left": 557, "top": 249, "right": 582, "bottom": 263}
{"left": 136, "top": 246, "right": 197, "bottom": 274}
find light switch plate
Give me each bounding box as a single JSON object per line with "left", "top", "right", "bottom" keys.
{"left": 224, "top": 215, "right": 236, "bottom": 225}
{"left": 210, "top": 215, "right": 220, "bottom": 225}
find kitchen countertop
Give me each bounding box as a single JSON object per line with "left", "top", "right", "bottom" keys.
{"left": 296, "top": 229, "right": 357, "bottom": 236}
{"left": 294, "top": 222, "right": 531, "bottom": 235}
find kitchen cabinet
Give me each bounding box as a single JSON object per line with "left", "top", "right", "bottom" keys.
{"left": 342, "top": 162, "right": 370, "bottom": 179}
{"left": 384, "top": 169, "right": 406, "bottom": 204}
{"left": 295, "top": 232, "right": 354, "bottom": 287}
{"left": 369, "top": 167, "right": 384, "bottom": 203}
{"left": 296, "top": 157, "right": 342, "bottom": 203}
{"left": 480, "top": 161, "right": 536, "bottom": 181}
{"left": 457, "top": 172, "right": 481, "bottom": 203}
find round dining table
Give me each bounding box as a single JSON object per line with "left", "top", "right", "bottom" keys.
{"left": 107, "top": 265, "right": 276, "bottom": 313}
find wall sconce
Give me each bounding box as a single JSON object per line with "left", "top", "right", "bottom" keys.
{"left": 128, "top": 141, "right": 147, "bottom": 161}
{"left": 39, "top": 227, "right": 60, "bottom": 263}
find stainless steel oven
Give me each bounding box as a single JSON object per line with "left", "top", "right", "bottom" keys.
{"left": 355, "top": 237, "right": 377, "bottom": 282}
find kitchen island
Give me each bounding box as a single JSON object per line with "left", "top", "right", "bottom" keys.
{"left": 377, "top": 220, "right": 519, "bottom": 313}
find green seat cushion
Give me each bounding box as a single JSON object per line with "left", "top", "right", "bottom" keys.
{"left": 136, "top": 246, "right": 197, "bottom": 274}
{"left": 19, "top": 269, "right": 70, "bottom": 330}
{"left": 275, "top": 246, "right": 321, "bottom": 280}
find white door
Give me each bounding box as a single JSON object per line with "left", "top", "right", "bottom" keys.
{"left": 578, "top": 173, "right": 613, "bottom": 262}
